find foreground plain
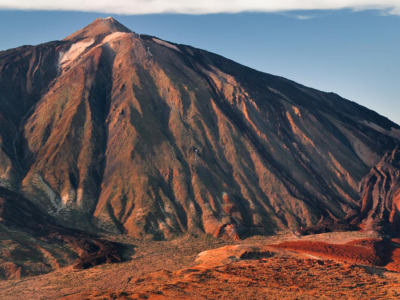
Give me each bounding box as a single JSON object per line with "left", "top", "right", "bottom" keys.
{"left": 1, "top": 231, "right": 400, "bottom": 299}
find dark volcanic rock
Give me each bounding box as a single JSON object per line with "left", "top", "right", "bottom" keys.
{"left": 299, "top": 218, "right": 359, "bottom": 236}
{"left": 0, "top": 187, "right": 124, "bottom": 278}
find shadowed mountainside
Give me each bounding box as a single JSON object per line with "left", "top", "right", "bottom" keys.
{"left": 0, "top": 17, "right": 399, "bottom": 242}
{"left": 0, "top": 186, "right": 123, "bottom": 279}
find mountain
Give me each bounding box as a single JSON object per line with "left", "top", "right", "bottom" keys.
{"left": 0, "top": 17, "right": 399, "bottom": 244}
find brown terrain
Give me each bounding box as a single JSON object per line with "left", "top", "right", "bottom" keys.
{"left": 0, "top": 17, "right": 400, "bottom": 299}
{"left": 1, "top": 232, "right": 400, "bottom": 299}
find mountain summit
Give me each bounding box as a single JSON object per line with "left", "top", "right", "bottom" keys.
{"left": 0, "top": 18, "right": 399, "bottom": 242}
{"left": 64, "top": 17, "right": 132, "bottom": 41}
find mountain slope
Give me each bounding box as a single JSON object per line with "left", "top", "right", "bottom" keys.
{"left": 0, "top": 186, "right": 123, "bottom": 279}
{"left": 0, "top": 18, "right": 399, "bottom": 239}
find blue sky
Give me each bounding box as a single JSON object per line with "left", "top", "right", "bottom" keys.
{"left": 0, "top": 9, "right": 399, "bottom": 125}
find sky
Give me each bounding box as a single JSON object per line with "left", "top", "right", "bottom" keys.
{"left": 0, "top": 4, "right": 399, "bottom": 125}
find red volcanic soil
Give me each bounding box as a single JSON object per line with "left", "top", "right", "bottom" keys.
{"left": 272, "top": 238, "right": 400, "bottom": 270}
{"left": 387, "top": 247, "right": 400, "bottom": 272}
{"left": 2, "top": 234, "right": 400, "bottom": 299}
{"left": 62, "top": 256, "right": 400, "bottom": 299}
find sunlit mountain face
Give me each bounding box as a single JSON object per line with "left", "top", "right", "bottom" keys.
{"left": 0, "top": 17, "right": 399, "bottom": 252}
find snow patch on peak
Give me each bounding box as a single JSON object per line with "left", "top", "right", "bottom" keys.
{"left": 102, "top": 32, "right": 129, "bottom": 44}
{"left": 59, "top": 38, "right": 94, "bottom": 68}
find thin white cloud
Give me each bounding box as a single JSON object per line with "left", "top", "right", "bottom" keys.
{"left": 0, "top": 0, "right": 399, "bottom": 15}
{"left": 294, "top": 15, "right": 314, "bottom": 20}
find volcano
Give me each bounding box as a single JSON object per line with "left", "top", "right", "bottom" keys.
{"left": 0, "top": 17, "right": 399, "bottom": 243}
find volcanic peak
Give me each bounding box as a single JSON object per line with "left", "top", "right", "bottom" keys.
{"left": 64, "top": 17, "right": 132, "bottom": 41}
{"left": 1, "top": 16, "right": 400, "bottom": 242}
